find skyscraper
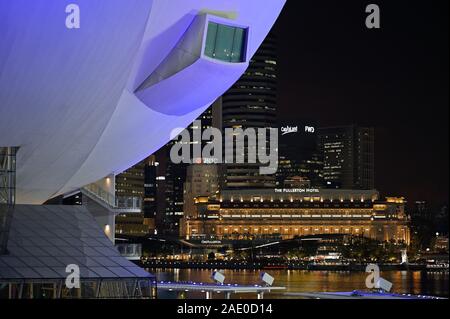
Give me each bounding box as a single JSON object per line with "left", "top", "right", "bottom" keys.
{"left": 222, "top": 33, "right": 278, "bottom": 189}
{"left": 115, "top": 161, "right": 149, "bottom": 236}
{"left": 183, "top": 163, "right": 221, "bottom": 220}
{"left": 115, "top": 162, "right": 145, "bottom": 199}
{"left": 412, "top": 200, "right": 429, "bottom": 219}
{"left": 163, "top": 157, "right": 187, "bottom": 234}
{"left": 318, "top": 126, "right": 375, "bottom": 190}
{"left": 157, "top": 99, "right": 223, "bottom": 235}
{"left": 142, "top": 156, "right": 158, "bottom": 233}
{"left": 277, "top": 121, "right": 323, "bottom": 188}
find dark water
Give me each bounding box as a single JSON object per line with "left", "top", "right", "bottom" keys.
{"left": 149, "top": 268, "right": 449, "bottom": 299}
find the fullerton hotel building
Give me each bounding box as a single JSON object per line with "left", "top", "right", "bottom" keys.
{"left": 181, "top": 188, "right": 410, "bottom": 244}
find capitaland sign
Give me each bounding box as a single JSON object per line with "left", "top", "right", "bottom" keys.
{"left": 281, "top": 125, "right": 298, "bottom": 135}
{"left": 280, "top": 125, "right": 315, "bottom": 135}
{"left": 274, "top": 188, "right": 320, "bottom": 193}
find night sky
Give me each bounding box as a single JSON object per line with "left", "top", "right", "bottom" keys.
{"left": 272, "top": 0, "right": 449, "bottom": 209}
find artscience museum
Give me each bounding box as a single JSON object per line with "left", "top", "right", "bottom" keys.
{"left": 0, "top": 0, "right": 286, "bottom": 298}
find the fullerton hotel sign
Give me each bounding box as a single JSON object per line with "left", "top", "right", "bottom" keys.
{"left": 274, "top": 188, "right": 320, "bottom": 193}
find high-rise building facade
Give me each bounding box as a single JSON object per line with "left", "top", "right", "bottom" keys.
{"left": 277, "top": 121, "right": 323, "bottom": 188}
{"left": 163, "top": 158, "right": 187, "bottom": 234}
{"left": 143, "top": 157, "right": 157, "bottom": 219}
{"left": 318, "top": 126, "right": 375, "bottom": 190}
{"left": 142, "top": 156, "right": 159, "bottom": 234}
{"left": 157, "top": 99, "right": 223, "bottom": 235}
{"left": 411, "top": 200, "right": 429, "bottom": 219}
{"left": 115, "top": 162, "right": 145, "bottom": 199}
{"left": 183, "top": 163, "right": 222, "bottom": 220}
{"left": 222, "top": 33, "right": 278, "bottom": 189}
{"left": 115, "top": 161, "right": 149, "bottom": 236}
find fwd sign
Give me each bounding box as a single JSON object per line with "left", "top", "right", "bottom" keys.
{"left": 305, "top": 126, "right": 315, "bottom": 133}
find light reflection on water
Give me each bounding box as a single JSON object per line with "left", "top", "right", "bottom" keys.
{"left": 149, "top": 268, "right": 449, "bottom": 299}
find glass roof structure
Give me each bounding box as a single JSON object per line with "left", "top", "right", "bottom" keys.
{"left": 0, "top": 205, "right": 155, "bottom": 298}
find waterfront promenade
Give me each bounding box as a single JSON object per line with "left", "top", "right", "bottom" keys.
{"left": 140, "top": 260, "right": 448, "bottom": 272}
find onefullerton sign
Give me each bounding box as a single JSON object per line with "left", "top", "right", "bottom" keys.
{"left": 170, "top": 120, "right": 278, "bottom": 174}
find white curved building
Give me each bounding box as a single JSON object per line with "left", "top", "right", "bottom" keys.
{"left": 0, "top": 0, "right": 286, "bottom": 204}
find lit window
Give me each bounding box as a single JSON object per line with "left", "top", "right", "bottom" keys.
{"left": 205, "top": 22, "right": 247, "bottom": 63}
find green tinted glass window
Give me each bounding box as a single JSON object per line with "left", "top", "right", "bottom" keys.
{"left": 205, "top": 22, "right": 246, "bottom": 63}
{"left": 204, "top": 22, "right": 218, "bottom": 58}
{"left": 231, "top": 28, "right": 245, "bottom": 62}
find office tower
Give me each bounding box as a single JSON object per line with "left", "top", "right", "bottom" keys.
{"left": 318, "top": 126, "right": 375, "bottom": 190}
{"left": 434, "top": 206, "right": 449, "bottom": 234}
{"left": 115, "top": 162, "right": 148, "bottom": 236}
{"left": 115, "top": 162, "right": 145, "bottom": 199}
{"left": 198, "top": 98, "right": 223, "bottom": 139}
{"left": 143, "top": 156, "right": 158, "bottom": 234}
{"left": 184, "top": 163, "right": 222, "bottom": 219}
{"left": 158, "top": 99, "right": 223, "bottom": 235}
{"left": 143, "top": 157, "right": 157, "bottom": 220}
{"left": 222, "top": 33, "right": 278, "bottom": 189}
{"left": 412, "top": 201, "right": 429, "bottom": 219}
{"left": 163, "top": 158, "right": 187, "bottom": 235}
{"left": 277, "top": 121, "right": 323, "bottom": 188}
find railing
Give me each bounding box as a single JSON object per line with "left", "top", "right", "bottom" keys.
{"left": 82, "top": 183, "right": 116, "bottom": 208}
{"left": 81, "top": 184, "right": 142, "bottom": 213}
{"left": 116, "top": 196, "right": 142, "bottom": 210}
{"left": 116, "top": 243, "right": 142, "bottom": 260}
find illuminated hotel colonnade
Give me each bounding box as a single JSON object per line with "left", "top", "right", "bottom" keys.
{"left": 181, "top": 189, "right": 411, "bottom": 244}
{"left": 184, "top": 219, "right": 410, "bottom": 244}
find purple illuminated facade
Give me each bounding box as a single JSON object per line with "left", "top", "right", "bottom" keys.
{"left": 0, "top": 0, "right": 286, "bottom": 204}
